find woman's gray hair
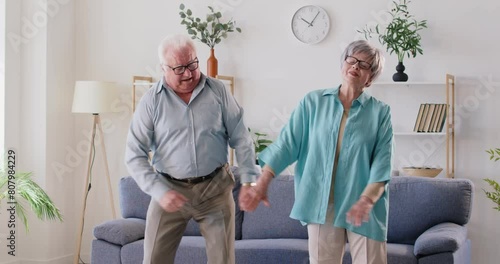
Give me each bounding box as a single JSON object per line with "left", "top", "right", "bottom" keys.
{"left": 340, "top": 40, "right": 385, "bottom": 81}
{"left": 158, "top": 34, "right": 197, "bottom": 65}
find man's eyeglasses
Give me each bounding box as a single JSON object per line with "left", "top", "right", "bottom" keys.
{"left": 166, "top": 58, "right": 199, "bottom": 75}
{"left": 345, "top": 56, "right": 372, "bottom": 70}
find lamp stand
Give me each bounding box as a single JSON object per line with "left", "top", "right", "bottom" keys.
{"left": 74, "top": 114, "right": 117, "bottom": 264}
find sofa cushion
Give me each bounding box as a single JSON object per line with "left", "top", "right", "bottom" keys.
{"left": 175, "top": 236, "right": 209, "bottom": 263}
{"left": 120, "top": 177, "right": 151, "bottom": 219}
{"left": 121, "top": 240, "right": 144, "bottom": 264}
{"left": 91, "top": 239, "right": 122, "bottom": 264}
{"left": 387, "top": 176, "right": 473, "bottom": 245}
{"left": 93, "top": 218, "right": 145, "bottom": 246}
{"left": 385, "top": 244, "right": 418, "bottom": 264}
{"left": 235, "top": 239, "right": 309, "bottom": 264}
{"left": 241, "top": 175, "right": 308, "bottom": 239}
{"left": 413, "top": 223, "right": 468, "bottom": 256}
{"left": 183, "top": 219, "right": 202, "bottom": 236}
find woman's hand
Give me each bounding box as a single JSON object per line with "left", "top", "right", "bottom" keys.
{"left": 346, "top": 195, "right": 374, "bottom": 227}
{"left": 239, "top": 172, "right": 273, "bottom": 211}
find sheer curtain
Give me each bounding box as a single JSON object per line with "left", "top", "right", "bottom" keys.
{"left": 0, "top": 0, "right": 5, "bottom": 153}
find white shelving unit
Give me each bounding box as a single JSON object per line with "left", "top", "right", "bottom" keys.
{"left": 394, "top": 132, "right": 447, "bottom": 136}
{"left": 369, "top": 74, "right": 455, "bottom": 178}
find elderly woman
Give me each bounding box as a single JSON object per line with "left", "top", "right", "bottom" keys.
{"left": 239, "top": 40, "right": 393, "bottom": 264}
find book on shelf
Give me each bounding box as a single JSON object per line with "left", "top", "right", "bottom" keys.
{"left": 417, "top": 104, "right": 430, "bottom": 132}
{"left": 413, "top": 104, "right": 426, "bottom": 132}
{"left": 413, "top": 103, "right": 448, "bottom": 133}
{"left": 427, "top": 104, "right": 441, "bottom": 133}
{"left": 438, "top": 104, "right": 448, "bottom": 132}
{"left": 431, "top": 104, "right": 444, "bottom": 132}
{"left": 422, "top": 104, "right": 436, "bottom": 132}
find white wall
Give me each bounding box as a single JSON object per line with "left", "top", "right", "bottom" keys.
{"left": 2, "top": 0, "right": 500, "bottom": 263}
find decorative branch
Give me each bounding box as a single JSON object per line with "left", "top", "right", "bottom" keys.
{"left": 179, "top": 4, "right": 242, "bottom": 49}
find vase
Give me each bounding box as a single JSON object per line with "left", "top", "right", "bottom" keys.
{"left": 207, "top": 48, "right": 218, "bottom": 77}
{"left": 392, "top": 61, "right": 409, "bottom": 82}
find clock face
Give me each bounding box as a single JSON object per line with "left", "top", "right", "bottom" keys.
{"left": 291, "top": 5, "right": 330, "bottom": 44}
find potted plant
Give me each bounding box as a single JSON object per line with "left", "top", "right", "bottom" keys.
{"left": 248, "top": 128, "right": 273, "bottom": 165}
{"left": 0, "top": 169, "right": 63, "bottom": 232}
{"left": 179, "top": 4, "right": 242, "bottom": 77}
{"left": 484, "top": 148, "right": 500, "bottom": 211}
{"left": 358, "top": 0, "right": 427, "bottom": 82}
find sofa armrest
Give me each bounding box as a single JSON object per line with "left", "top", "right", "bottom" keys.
{"left": 93, "top": 218, "right": 146, "bottom": 246}
{"left": 414, "top": 222, "right": 468, "bottom": 256}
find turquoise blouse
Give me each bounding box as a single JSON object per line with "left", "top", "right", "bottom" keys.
{"left": 259, "top": 86, "right": 393, "bottom": 241}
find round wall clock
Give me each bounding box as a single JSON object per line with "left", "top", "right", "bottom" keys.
{"left": 291, "top": 5, "right": 330, "bottom": 44}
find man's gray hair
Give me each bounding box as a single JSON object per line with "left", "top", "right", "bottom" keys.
{"left": 158, "top": 34, "right": 197, "bottom": 65}
{"left": 340, "top": 40, "right": 385, "bottom": 81}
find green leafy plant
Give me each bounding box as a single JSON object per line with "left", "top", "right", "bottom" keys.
{"left": 484, "top": 148, "right": 500, "bottom": 211}
{"left": 248, "top": 128, "right": 273, "bottom": 162}
{"left": 179, "top": 4, "right": 242, "bottom": 48}
{"left": 0, "top": 170, "right": 63, "bottom": 232}
{"left": 358, "top": 0, "right": 427, "bottom": 63}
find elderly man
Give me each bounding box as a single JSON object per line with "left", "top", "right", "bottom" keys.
{"left": 125, "top": 34, "right": 258, "bottom": 264}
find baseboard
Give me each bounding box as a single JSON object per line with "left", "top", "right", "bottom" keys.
{"left": 1, "top": 254, "right": 74, "bottom": 264}
{"left": 0, "top": 259, "right": 21, "bottom": 264}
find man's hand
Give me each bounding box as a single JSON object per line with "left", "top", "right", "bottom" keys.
{"left": 238, "top": 186, "right": 263, "bottom": 212}
{"left": 346, "top": 196, "right": 374, "bottom": 227}
{"left": 159, "top": 190, "right": 188, "bottom": 212}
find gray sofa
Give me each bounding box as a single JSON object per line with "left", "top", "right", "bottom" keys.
{"left": 91, "top": 169, "right": 473, "bottom": 264}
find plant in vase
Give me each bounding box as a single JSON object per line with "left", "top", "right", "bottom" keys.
{"left": 179, "top": 4, "right": 242, "bottom": 77}
{"left": 484, "top": 148, "right": 500, "bottom": 211}
{"left": 358, "top": 0, "right": 427, "bottom": 82}
{"left": 248, "top": 128, "right": 273, "bottom": 165}
{"left": 0, "top": 168, "right": 63, "bottom": 232}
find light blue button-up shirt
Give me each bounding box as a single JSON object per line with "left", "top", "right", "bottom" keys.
{"left": 259, "top": 86, "right": 393, "bottom": 241}
{"left": 125, "top": 74, "right": 258, "bottom": 202}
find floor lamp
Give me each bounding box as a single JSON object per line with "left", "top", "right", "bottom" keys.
{"left": 72, "top": 81, "right": 119, "bottom": 264}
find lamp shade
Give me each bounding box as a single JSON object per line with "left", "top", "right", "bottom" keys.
{"left": 72, "top": 81, "right": 119, "bottom": 113}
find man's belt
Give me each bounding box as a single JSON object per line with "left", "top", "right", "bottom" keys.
{"left": 158, "top": 164, "right": 226, "bottom": 184}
